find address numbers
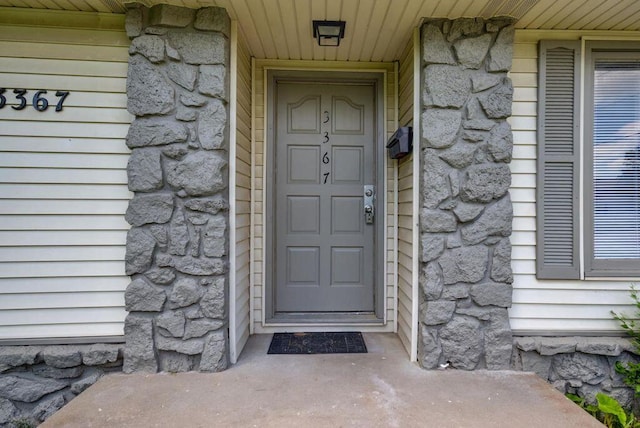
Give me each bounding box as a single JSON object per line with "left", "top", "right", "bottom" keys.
{"left": 0, "top": 88, "right": 70, "bottom": 112}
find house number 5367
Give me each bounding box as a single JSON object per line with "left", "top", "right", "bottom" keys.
{"left": 0, "top": 88, "right": 70, "bottom": 112}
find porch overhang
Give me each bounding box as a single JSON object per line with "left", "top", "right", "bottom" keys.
{"left": 2, "top": 0, "right": 640, "bottom": 62}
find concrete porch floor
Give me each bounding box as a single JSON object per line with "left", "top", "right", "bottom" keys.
{"left": 42, "top": 333, "right": 602, "bottom": 427}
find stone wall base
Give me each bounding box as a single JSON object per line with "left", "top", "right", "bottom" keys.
{"left": 0, "top": 344, "right": 123, "bottom": 426}
{"left": 513, "top": 336, "right": 639, "bottom": 408}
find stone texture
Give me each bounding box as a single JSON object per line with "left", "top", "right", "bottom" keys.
{"left": 157, "top": 311, "right": 186, "bottom": 337}
{"left": 168, "top": 210, "right": 189, "bottom": 256}
{"left": 576, "top": 338, "right": 631, "bottom": 356}
{"left": 470, "top": 282, "right": 512, "bottom": 307}
{"left": 479, "top": 79, "right": 513, "bottom": 119}
{"left": 447, "top": 18, "right": 484, "bottom": 42}
{"left": 422, "top": 109, "right": 461, "bottom": 148}
{"left": 439, "top": 316, "right": 483, "bottom": 370}
{"left": 184, "top": 197, "right": 228, "bottom": 214}
{"left": 156, "top": 336, "right": 204, "bottom": 355}
{"left": 199, "top": 331, "right": 228, "bottom": 372}
{"left": 32, "top": 394, "right": 65, "bottom": 422}
{"left": 199, "top": 65, "right": 227, "bottom": 100}
{"left": 42, "top": 346, "right": 82, "bottom": 369}
{"left": 200, "top": 277, "right": 225, "bottom": 318}
{"left": 484, "top": 310, "right": 513, "bottom": 369}
{"left": 127, "top": 117, "right": 188, "bottom": 148}
{"left": 177, "top": 106, "right": 198, "bottom": 122}
{"left": 125, "top": 7, "right": 142, "bottom": 38}
{"left": 180, "top": 93, "right": 209, "bottom": 107}
{"left": 168, "top": 277, "right": 204, "bottom": 309}
{"left": 158, "top": 255, "right": 226, "bottom": 276}
{"left": 125, "top": 193, "right": 174, "bottom": 227}
{"left": 488, "top": 121, "right": 513, "bottom": 162}
{"left": 167, "top": 151, "right": 227, "bottom": 196}
{"left": 129, "top": 35, "right": 165, "bottom": 63}
{"left": 32, "top": 365, "right": 83, "bottom": 379}
{"left": 491, "top": 238, "right": 513, "bottom": 283}
{"left": 520, "top": 352, "right": 553, "bottom": 379}
{"left": 539, "top": 338, "right": 577, "bottom": 356}
{"left": 0, "top": 347, "right": 40, "bottom": 372}
{"left": 184, "top": 319, "right": 225, "bottom": 340}
{"left": 553, "top": 353, "right": 609, "bottom": 385}
{"left": 453, "top": 34, "right": 492, "bottom": 69}
{"left": 460, "top": 195, "right": 512, "bottom": 245}
{"left": 422, "top": 24, "right": 455, "bottom": 65}
{"left": 145, "top": 268, "right": 176, "bottom": 285}
{"left": 198, "top": 99, "right": 227, "bottom": 149}
{"left": 194, "top": 7, "right": 231, "bottom": 36}
{"left": 167, "top": 63, "right": 197, "bottom": 91}
{"left": 167, "top": 31, "right": 226, "bottom": 65}
{"left": 125, "top": 278, "right": 166, "bottom": 312}
{"left": 420, "top": 234, "right": 445, "bottom": 262}
{"left": 471, "top": 73, "right": 502, "bottom": 92}
{"left": 159, "top": 352, "right": 193, "bottom": 372}
{"left": 420, "top": 327, "right": 442, "bottom": 369}
{"left": 127, "top": 55, "right": 174, "bottom": 116}
{"left": 439, "top": 142, "right": 477, "bottom": 169}
{"left": 441, "top": 284, "right": 469, "bottom": 300}
{"left": 422, "top": 300, "right": 456, "bottom": 325}
{"left": 460, "top": 164, "right": 511, "bottom": 203}
{"left": 420, "top": 209, "right": 457, "bottom": 233}
{"left": 489, "top": 26, "right": 515, "bottom": 71}
{"left": 439, "top": 246, "right": 488, "bottom": 285}
{"left": 203, "top": 215, "right": 227, "bottom": 257}
{"left": 0, "top": 376, "right": 66, "bottom": 402}
{"left": 128, "top": 149, "right": 163, "bottom": 192}
{"left": 70, "top": 371, "right": 103, "bottom": 395}
{"left": 125, "top": 228, "right": 156, "bottom": 274}
{"left": 421, "top": 263, "right": 443, "bottom": 300}
{"left": 422, "top": 150, "right": 451, "bottom": 209}
{"left": 453, "top": 202, "right": 485, "bottom": 223}
{"left": 0, "top": 398, "right": 19, "bottom": 425}
{"left": 124, "top": 315, "right": 157, "bottom": 373}
{"left": 149, "top": 4, "right": 195, "bottom": 28}
{"left": 82, "top": 345, "right": 120, "bottom": 366}
{"left": 424, "top": 65, "right": 470, "bottom": 108}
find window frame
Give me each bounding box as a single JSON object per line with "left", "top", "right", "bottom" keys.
{"left": 584, "top": 41, "right": 640, "bottom": 278}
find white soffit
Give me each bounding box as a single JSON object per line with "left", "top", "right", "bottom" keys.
{"left": 2, "top": 0, "right": 640, "bottom": 61}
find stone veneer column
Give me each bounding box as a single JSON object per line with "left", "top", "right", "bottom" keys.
{"left": 419, "top": 18, "right": 516, "bottom": 370}
{"left": 123, "top": 4, "right": 230, "bottom": 373}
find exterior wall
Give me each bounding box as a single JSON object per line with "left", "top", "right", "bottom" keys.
{"left": 397, "top": 35, "right": 415, "bottom": 357}
{"left": 251, "top": 60, "right": 398, "bottom": 333}
{"left": 122, "top": 5, "right": 230, "bottom": 373}
{"left": 0, "top": 344, "right": 122, "bottom": 426}
{"left": 418, "top": 18, "right": 516, "bottom": 370}
{"left": 509, "top": 29, "right": 640, "bottom": 334}
{"left": 0, "top": 8, "right": 131, "bottom": 340}
{"left": 231, "top": 27, "right": 252, "bottom": 362}
{"left": 513, "top": 336, "right": 639, "bottom": 408}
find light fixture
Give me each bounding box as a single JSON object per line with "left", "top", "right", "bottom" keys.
{"left": 312, "top": 20, "right": 346, "bottom": 47}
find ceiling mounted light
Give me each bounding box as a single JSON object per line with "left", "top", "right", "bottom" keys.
{"left": 312, "top": 20, "right": 346, "bottom": 47}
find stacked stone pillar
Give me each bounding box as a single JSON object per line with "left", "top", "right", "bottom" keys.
{"left": 123, "top": 4, "right": 230, "bottom": 373}
{"left": 419, "top": 18, "right": 516, "bottom": 370}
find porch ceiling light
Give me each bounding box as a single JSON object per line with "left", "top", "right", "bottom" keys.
{"left": 312, "top": 20, "right": 346, "bottom": 47}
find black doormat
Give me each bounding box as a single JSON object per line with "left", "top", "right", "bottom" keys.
{"left": 267, "top": 332, "right": 367, "bottom": 354}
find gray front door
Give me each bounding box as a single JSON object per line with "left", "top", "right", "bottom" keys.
{"left": 273, "top": 79, "right": 378, "bottom": 313}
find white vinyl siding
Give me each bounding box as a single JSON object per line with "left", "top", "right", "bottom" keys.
{"left": 510, "top": 30, "right": 640, "bottom": 334}
{"left": 251, "top": 59, "right": 397, "bottom": 333}
{"left": 231, "top": 26, "right": 252, "bottom": 362}
{"left": 0, "top": 10, "right": 131, "bottom": 341}
{"left": 397, "top": 36, "right": 415, "bottom": 357}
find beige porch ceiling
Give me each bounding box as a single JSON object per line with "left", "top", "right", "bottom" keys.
{"left": 2, "top": 0, "right": 640, "bottom": 61}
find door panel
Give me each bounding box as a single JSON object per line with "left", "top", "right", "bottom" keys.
{"left": 274, "top": 81, "right": 376, "bottom": 313}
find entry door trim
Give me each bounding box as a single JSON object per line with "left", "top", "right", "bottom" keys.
{"left": 264, "top": 70, "right": 386, "bottom": 324}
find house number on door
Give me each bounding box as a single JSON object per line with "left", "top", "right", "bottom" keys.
{"left": 322, "top": 111, "right": 331, "bottom": 184}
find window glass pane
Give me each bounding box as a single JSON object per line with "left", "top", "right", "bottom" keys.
{"left": 593, "top": 61, "right": 640, "bottom": 259}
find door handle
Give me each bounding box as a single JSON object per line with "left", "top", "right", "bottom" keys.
{"left": 364, "top": 185, "right": 375, "bottom": 224}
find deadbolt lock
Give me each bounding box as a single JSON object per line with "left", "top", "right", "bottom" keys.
{"left": 364, "top": 185, "right": 375, "bottom": 224}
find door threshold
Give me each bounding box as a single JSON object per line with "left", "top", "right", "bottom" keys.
{"left": 268, "top": 312, "right": 382, "bottom": 324}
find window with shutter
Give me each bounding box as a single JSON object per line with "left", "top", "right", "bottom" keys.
{"left": 537, "top": 40, "right": 640, "bottom": 279}
{"left": 585, "top": 44, "right": 640, "bottom": 277}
